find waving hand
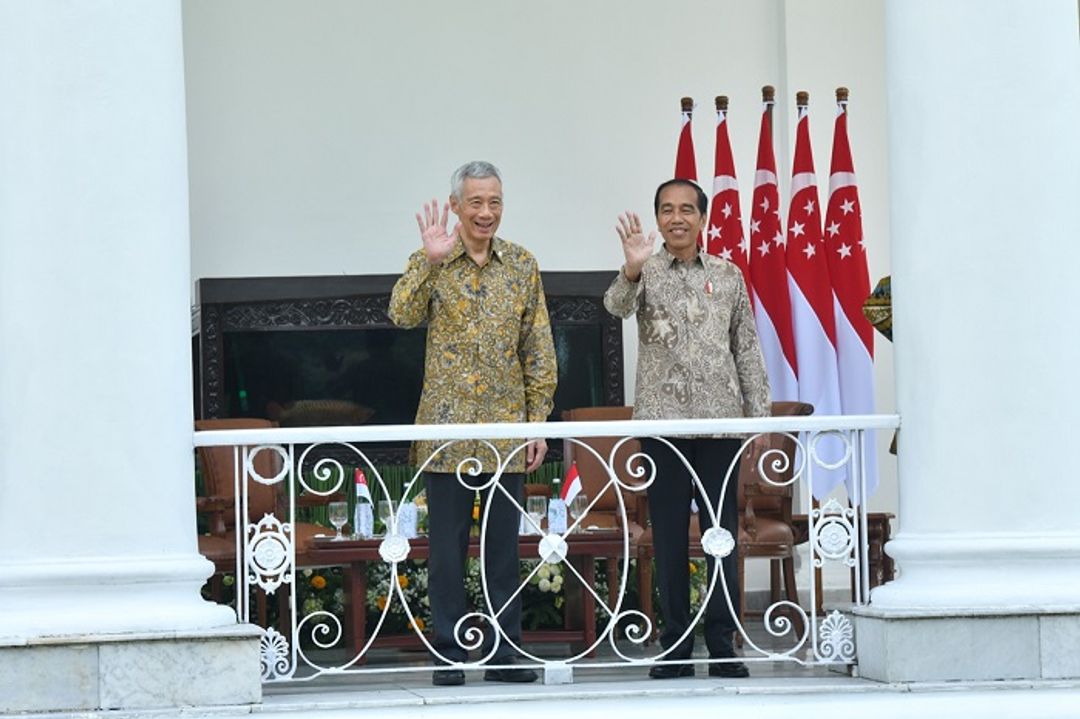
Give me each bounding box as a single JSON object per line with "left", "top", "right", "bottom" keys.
{"left": 416, "top": 199, "right": 461, "bottom": 265}
{"left": 615, "top": 211, "right": 656, "bottom": 281}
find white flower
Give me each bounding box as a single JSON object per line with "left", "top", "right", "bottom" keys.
{"left": 538, "top": 578, "right": 551, "bottom": 592}
{"left": 537, "top": 565, "right": 551, "bottom": 580}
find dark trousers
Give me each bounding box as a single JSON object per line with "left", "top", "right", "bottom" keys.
{"left": 642, "top": 437, "right": 741, "bottom": 659}
{"left": 425, "top": 471, "right": 524, "bottom": 663}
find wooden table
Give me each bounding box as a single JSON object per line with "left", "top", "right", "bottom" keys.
{"left": 300, "top": 530, "right": 627, "bottom": 656}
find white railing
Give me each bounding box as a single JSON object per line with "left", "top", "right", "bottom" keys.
{"left": 193, "top": 414, "right": 899, "bottom": 683}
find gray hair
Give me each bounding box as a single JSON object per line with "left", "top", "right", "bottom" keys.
{"left": 450, "top": 160, "right": 502, "bottom": 201}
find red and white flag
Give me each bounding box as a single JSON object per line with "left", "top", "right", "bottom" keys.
{"left": 824, "top": 91, "right": 878, "bottom": 499}
{"left": 748, "top": 90, "right": 798, "bottom": 401}
{"left": 785, "top": 96, "right": 845, "bottom": 498}
{"left": 675, "top": 97, "right": 698, "bottom": 181}
{"left": 560, "top": 462, "right": 583, "bottom": 504}
{"left": 354, "top": 467, "right": 372, "bottom": 503}
{"left": 705, "top": 97, "right": 750, "bottom": 291}
{"left": 674, "top": 97, "right": 704, "bottom": 248}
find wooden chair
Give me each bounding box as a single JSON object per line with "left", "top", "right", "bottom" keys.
{"left": 196, "top": 419, "right": 278, "bottom": 588}
{"left": 734, "top": 400, "right": 812, "bottom": 639}
{"left": 636, "top": 401, "right": 813, "bottom": 641}
{"left": 194, "top": 418, "right": 340, "bottom": 608}
{"left": 560, "top": 406, "right": 649, "bottom": 607}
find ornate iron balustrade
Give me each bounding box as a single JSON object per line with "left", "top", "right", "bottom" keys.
{"left": 193, "top": 414, "right": 898, "bottom": 683}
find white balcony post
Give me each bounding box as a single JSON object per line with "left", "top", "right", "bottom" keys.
{"left": 855, "top": 0, "right": 1080, "bottom": 682}
{"left": 0, "top": 2, "right": 260, "bottom": 711}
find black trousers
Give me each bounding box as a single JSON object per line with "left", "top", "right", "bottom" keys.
{"left": 642, "top": 437, "right": 741, "bottom": 659}
{"left": 425, "top": 471, "right": 524, "bottom": 663}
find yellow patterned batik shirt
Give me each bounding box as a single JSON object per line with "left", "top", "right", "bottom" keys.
{"left": 388, "top": 237, "right": 557, "bottom": 473}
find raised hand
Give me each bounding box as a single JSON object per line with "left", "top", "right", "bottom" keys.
{"left": 615, "top": 211, "right": 656, "bottom": 281}
{"left": 416, "top": 199, "right": 461, "bottom": 265}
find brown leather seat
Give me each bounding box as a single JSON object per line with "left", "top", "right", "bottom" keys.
{"left": 560, "top": 406, "right": 648, "bottom": 606}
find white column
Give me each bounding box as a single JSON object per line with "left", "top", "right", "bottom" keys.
{"left": 854, "top": 0, "right": 1080, "bottom": 682}
{"left": 0, "top": 2, "right": 258, "bottom": 711}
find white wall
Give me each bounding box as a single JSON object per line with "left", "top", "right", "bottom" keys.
{"left": 182, "top": 0, "right": 896, "bottom": 591}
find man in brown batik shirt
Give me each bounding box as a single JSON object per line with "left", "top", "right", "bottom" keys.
{"left": 605, "top": 179, "right": 770, "bottom": 679}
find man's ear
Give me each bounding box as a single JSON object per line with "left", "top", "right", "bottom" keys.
{"left": 448, "top": 194, "right": 460, "bottom": 216}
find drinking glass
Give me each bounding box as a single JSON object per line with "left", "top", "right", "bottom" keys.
{"left": 415, "top": 501, "right": 429, "bottom": 535}
{"left": 379, "top": 499, "right": 398, "bottom": 534}
{"left": 569, "top": 494, "right": 589, "bottom": 532}
{"left": 328, "top": 501, "right": 348, "bottom": 541}
{"left": 525, "top": 496, "right": 547, "bottom": 535}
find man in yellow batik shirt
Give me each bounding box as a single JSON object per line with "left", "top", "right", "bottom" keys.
{"left": 389, "top": 161, "right": 556, "bottom": 686}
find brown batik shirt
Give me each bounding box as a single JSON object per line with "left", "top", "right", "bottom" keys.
{"left": 389, "top": 236, "right": 557, "bottom": 473}
{"left": 604, "top": 245, "right": 770, "bottom": 432}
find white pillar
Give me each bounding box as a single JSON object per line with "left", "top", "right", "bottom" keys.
{"left": 0, "top": 2, "right": 259, "bottom": 711}
{"left": 854, "top": 0, "right": 1080, "bottom": 682}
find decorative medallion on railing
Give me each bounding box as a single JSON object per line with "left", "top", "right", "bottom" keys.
{"left": 245, "top": 514, "right": 293, "bottom": 594}
{"left": 812, "top": 498, "right": 856, "bottom": 565}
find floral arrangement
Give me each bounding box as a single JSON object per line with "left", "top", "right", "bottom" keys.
{"left": 463, "top": 558, "right": 568, "bottom": 631}
{"left": 364, "top": 559, "right": 431, "bottom": 634}
{"left": 298, "top": 567, "right": 347, "bottom": 621}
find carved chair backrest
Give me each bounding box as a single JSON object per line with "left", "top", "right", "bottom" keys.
{"left": 195, "top": 418, "right": 281, "bottom": 527}
{"left": 560, "top": 406, "right": 642, "bottom": 520}
{"left": 737, "top": 401, "right": 814, "bottom": 520}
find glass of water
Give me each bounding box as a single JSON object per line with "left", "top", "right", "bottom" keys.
{"left": 569, "top": 494, "right": 589, "bottom": 532}
{"left": 379, "top": 499, "right": 398, "bottom": 535}
{"left": 328, "top": 501, "right": 348, "bottom": 541}
{"left": 525, "top": 496, "right": 547, "bottom": 535}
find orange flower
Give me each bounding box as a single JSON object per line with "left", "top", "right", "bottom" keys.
{"left": 688, "top": 562, "right": 698, "bottom": 575}
{"left": 310, "top": 574, "right": 327, "bottom": 590}
{"left": 472, "top": 505, "right": 480, "bottom": 521}
{"left": 410, "top": 617, "right": 426, "bottom": 632}
{"left": 376, "top": 595, "right": 388, "bottom": 611}
{"left": 397, "top": 574, "right": 409, "bottom": 589}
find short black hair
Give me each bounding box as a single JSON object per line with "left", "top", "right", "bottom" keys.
{"left": 653, "top": 178, "right": 708, "bottom": 216}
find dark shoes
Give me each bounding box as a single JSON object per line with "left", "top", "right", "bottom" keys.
{"left": 708, "top": 647, "right": 750, "bottom": 678}
{"left": 483, "top": 657, "right": 539, "bottom": 683}
{"left": 433, "top": 657, "right": 538, "bottom": 685}
{"left": 708, "top": 661, "right": 750, "bottom": 678}
{"left": 648, "top": 662, "right": 695, "bottom": 679}
{"left": 648, "top": 647, "right": 750, "bottom": 679}
{"left": 432, "top": 668, "right": 465, "bottom": 686}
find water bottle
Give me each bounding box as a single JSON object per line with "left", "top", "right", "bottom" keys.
{"left": 547, "top": 477, "right": 567, "bottom": 535}
{"left": 353, "top": 468, "right": 374, "bottom": 539}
